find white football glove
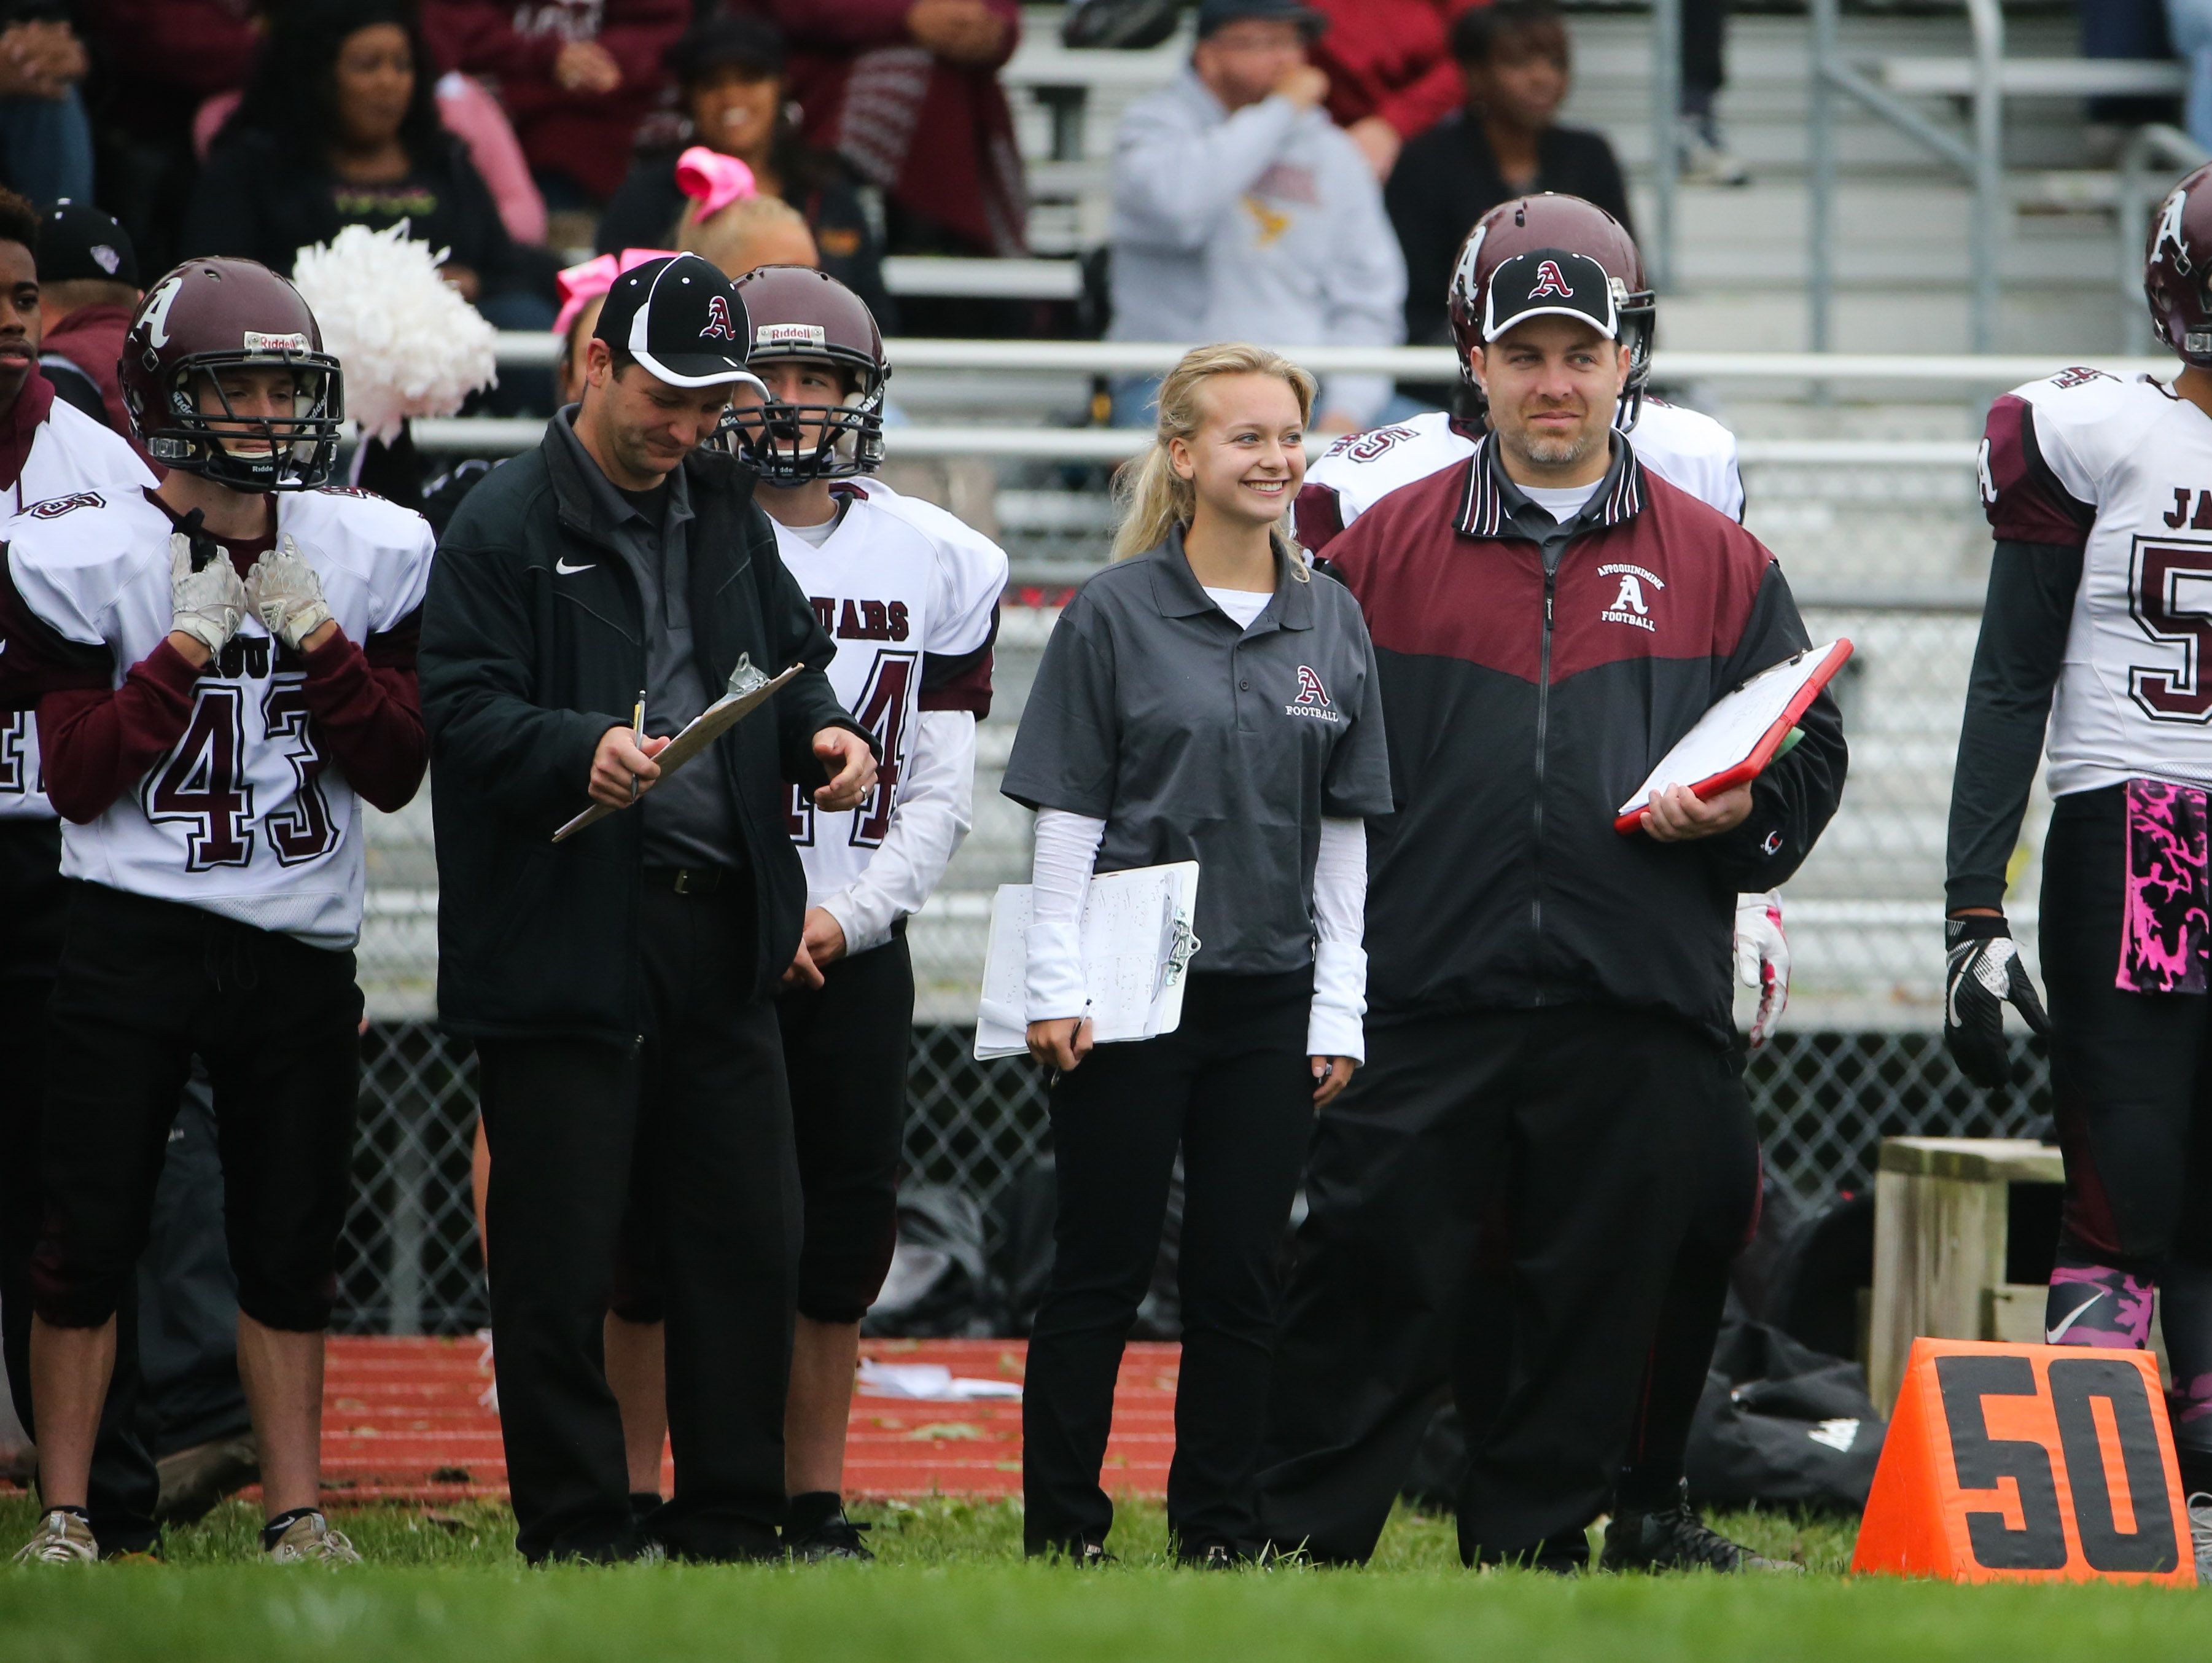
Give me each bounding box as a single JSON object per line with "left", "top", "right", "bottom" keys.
{"left": 168, "top": 528, "right": 246, "bottom": 657}
{"left": 1734, "top": 890, "right": 1789, "bottom": 1050}
{"left": 245, "top": 534, "right": 334, "bottom": 652}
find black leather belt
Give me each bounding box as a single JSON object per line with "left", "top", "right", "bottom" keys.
{"left": 643, "top": 866, "right": 731, "bottom": 896}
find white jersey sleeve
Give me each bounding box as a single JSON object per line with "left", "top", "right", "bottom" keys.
{"left": 847, "top": 476, "right": 1009, "bottom": 671}
{"left": 1629, "top": 399, "right": 1745, "bottom": 522}
{"left": 1296, "top": 411, "right": 1475, "bottom": 551}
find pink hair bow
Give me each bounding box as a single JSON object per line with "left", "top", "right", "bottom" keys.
{"left": 554, "top": 247, "right": 677, "bottom": 338}
{"left": 676, "top": 146, "right": 758, "bottom": 220}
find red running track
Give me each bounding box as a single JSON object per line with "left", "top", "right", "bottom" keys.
{"left": 320, "top": 1336, "right": 1178, "bottom": 1505}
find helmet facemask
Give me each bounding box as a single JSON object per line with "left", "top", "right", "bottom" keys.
{"left": 146, "top": 352, "right": 346, "bottom": 491}
{"left": 715, "top": 349, "right": 886, "bottom": 481}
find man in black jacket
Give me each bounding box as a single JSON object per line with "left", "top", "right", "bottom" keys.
{"left": 1257, "top": 243, "right": 1844, "bottom": 1571}
{"left": 420, "top": 254, "right": 876, "bottom": 1565}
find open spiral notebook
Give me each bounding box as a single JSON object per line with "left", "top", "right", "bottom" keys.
{"left": 973, "top": 862, "right": 1202, "bottom": 1061}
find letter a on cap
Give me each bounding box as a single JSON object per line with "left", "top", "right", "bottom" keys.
{"left": 1852, "top": 1338, "right": 2192, "bottom": 1584}
{"left": 701, "top": 294, "right": 737, "bottom": 341}
{"left": 1529, "top": 260, "right": 1574, "bottom": 300}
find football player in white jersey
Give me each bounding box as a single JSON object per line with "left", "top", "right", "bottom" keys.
{"left": 1265, "top": 194, "right": 1790, "bottom": 1572}
{"left": 0, "top": 257, "right": 434, "bottom": 1567}
{"left": 593, "top": 266, "right": 1007, "bottom": 1559}
{"left": 0, "top": 185, "right": 171, "bottom": 1564}
{"left": 1949, "top": 162, "right": 2212, "bottom": 1562}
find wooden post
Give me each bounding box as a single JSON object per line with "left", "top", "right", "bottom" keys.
{"left": 1867, "top": 1138, "right": 2064, "bottom": 1411}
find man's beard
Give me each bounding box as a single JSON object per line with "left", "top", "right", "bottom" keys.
{"left": 1501, "top": 416, "right": 1600, "bottom": 471}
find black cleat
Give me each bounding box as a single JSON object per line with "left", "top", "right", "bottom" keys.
{"left": 1177, "top": 1542, "right": 1241, "bottom": 1569}
{"left": 787, "top": 1507, "right": 874, "bottom": 1562}
{"left": 1601, "top": 1484, "right": 1801, "bottom": 1574}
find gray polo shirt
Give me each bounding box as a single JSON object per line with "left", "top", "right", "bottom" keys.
{"left": 551, "top": 410, "right": 741, "bottom": 872}
{"left": 1002, "top": 528, "right": 1393, "bottom": 975}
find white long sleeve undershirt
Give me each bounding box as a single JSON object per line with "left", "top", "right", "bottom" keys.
{"left": 1022, "top": 808, "right": 1371, "bottom": 1062}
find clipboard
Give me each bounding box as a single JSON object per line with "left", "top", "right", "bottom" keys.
{"left": 973, "top": 862, "right": 1202, "bottom": 1061}
{"left": 1613, "top": 639, "right": 1852, "bottom": 836}
{"left": 552, "top": 655, "right": 800, "bottom": 843}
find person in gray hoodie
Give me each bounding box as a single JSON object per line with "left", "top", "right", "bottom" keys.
{"left": 1107, "top": 0, "right": 1407, "bottom": 433}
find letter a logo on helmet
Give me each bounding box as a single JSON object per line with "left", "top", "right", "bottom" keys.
{"left": 1529, "top": 259, "right": 1575, "bottom": 300}
{"left": 700, "top": 294, "right": 737, "bottom": 341}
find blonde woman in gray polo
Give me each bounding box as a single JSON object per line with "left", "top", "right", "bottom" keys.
{"left": 1002, "top": 343, "right": 1392, "bottom": 1567}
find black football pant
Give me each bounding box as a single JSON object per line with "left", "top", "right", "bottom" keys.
{"left": 29, "top": 882, "right": 362, "bottom": 1337}
{"left": 1257, "top": 1006, "right": 1729, "bottom": 1565}
{"left": 782, "top": 933, "right": 913, "bottom": 1325}
{"left": 2039, "top": 786, "right": 2212, "bottom": 1478}
{"left": 478, "top": 880, "right": 800, "bottom": 1565}
{"left": 1023, "top": 969, "right": 1313, "bottom": 1558}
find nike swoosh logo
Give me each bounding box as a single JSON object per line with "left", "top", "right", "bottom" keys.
{"left": 2048, "top": 1290, "right": 2105, "bottom": 1343}
{"left": 555, "top": 558, "right": 593, "bottom": 575}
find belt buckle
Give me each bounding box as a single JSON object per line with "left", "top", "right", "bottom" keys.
{"left": 672, "top": 868, "right": 693, "bottom": 895}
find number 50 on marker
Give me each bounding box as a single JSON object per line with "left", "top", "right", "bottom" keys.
{"left": 1854, "top": 1339, "right": 2194, "bottom": 1584}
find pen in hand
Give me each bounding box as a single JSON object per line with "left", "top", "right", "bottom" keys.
{"left": 630, "top": 689, "right": 646, "bottom": 803}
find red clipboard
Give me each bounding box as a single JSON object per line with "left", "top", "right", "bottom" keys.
{"left": 1613, "top": 639, "right": 1853, "bottom": 835}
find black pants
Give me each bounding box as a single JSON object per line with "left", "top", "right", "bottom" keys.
{"left": 136, "top": 1075, "right": 251, "bottom": 1462}
{"left": 2040, "top": 786, "right": 2212, "bottom": 1466}
{"left": 782, "top": 933, "right": 913, "bottom": 1325}
{"left": 477, "top": 881, "right": 800, "bottom": 1565}
{"left": 33, "top": 882, "right": 362, "bottom": 1335}
{"left": 1448, "top": 1052, "right": 1761, "bottom": 1516}
{"left": 1257, "top": 1006, "right": 1727, "bottom": 1565}
{"left": 1022, "top": 968, "right": 1313, "bottom": 1558}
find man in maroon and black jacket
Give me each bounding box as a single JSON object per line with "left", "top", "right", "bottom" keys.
{"left": 1256, "top": 241, "right": 1845, "bottom": 1571}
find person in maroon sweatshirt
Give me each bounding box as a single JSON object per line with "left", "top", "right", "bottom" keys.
{"left": 31, "top": 200, "right": 149, "bottom": 468}
{"left": 421, "top": 0, "right": 688, "bottom": 204}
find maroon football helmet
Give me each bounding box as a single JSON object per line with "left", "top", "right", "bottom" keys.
{"left": 119, "top": 257, "right": 345, "bottom": 491}
{"left": 1446, "top": 193, "right": 1655, "bottom": 430}
{"left": 716, "top": 265, "right": 887, "bottom": 481}
{"left": 2147, "top": 163, "right": 2212, "bottom": 367}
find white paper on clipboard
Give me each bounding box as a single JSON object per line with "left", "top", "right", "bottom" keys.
{"left": 1614, "top": 640, "right": 1852, "bottom": 822}
{"left": 552, "top": 656, "right": 800, "bottom": 843}
{"left": 973, "top": 862, "right": 1202, "bottom": 1061}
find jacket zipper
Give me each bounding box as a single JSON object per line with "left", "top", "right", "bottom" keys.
{"left": 1530, "top": 551, "right": 1559, "bottom": 998}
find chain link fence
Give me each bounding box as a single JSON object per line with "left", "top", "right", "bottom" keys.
{"left": 337, "top": 419, "right": 2068, "bottom": 1335}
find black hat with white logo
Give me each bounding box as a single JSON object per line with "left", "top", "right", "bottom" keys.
{"left": 37, "top": 199, "right": 138, "bottom": 288}
{"left": 1480, "top": 247, "right": 1622, "bottom": 342}
{"left": 593, "top": 252, "right": 755, "bottom": 388}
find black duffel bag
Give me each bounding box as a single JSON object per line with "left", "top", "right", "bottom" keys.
{"left": 862, "top": 1186, "right": 1003, "bottom": 1338}
{"left": 1684, "top": 1320, "right": 1885, "bottom": 1511}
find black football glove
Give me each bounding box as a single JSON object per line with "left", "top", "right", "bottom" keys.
{"left": 1944, "top": 914, "right": 2050, "bottom": 1088}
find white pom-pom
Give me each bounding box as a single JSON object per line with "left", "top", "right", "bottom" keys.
{"left": 290, "top": 222, "right": 500, "bottom": 444}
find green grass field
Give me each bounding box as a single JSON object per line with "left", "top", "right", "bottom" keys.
{"left": 3, "top": 1494, "right": 2210, "bottom": 1662}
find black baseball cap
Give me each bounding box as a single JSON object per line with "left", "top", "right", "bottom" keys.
{"left": 1481, "top": 247, "right": 1621, "bottom": 342}
{"left": 666, "top": 12, "right": 784, "bottom": 85}
{"left": 1196, "top": 0, "right": 1327, "bottom": 39}
{"left": 37, "top": 200, "right": 138, "bottom": 287}
{"left": 593, "top": 253, "right": 755, "bottom": 389}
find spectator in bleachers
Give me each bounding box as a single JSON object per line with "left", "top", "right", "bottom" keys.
{"left": 595, "top": 15, "right": 890, "bottom": 325}
{"left": 1304, "top": 0, "right": 1484, "bottom": 182}
{"left": 420, "top": 0, "right": 687, "bottom": 208}
{"left": 1108, "top": 0, "right": 1405, "bottom": 433}
{"left": 77, "top": 0, "right": 262, "bottom": 275}
{"left": 0, "top": 6, "right": 92, "bottom": 204}
{"left": 1386, "top": 1, "right": 1629, "bottom": 350}
{"left": 31, "top": 199, "right": 146, "bottom": 461}
{"left": 184, "top": 1, "right": 557, "bottom": 340}
{"left": 2165, "top": 0, "right": 2212, "bottom": 155}
{"left": 1678, "top": 0, "right": 1746, "bottom": 186}
{"left": 194, "top": 68, "right": 549, "bottom": 249}
{"left": 736, "top": 0, "right": 1027, "bottom": 259}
